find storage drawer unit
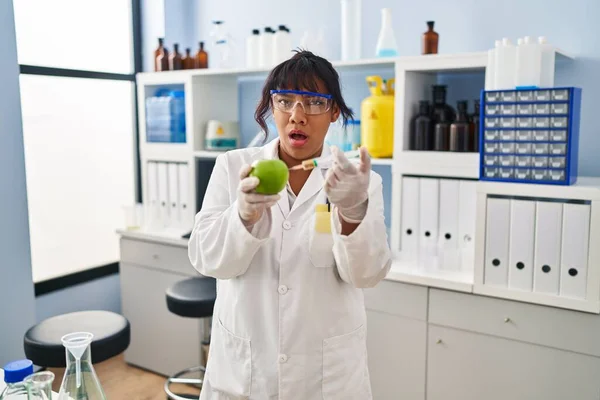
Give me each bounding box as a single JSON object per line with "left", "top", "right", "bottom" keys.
{"left": 480, "top": 87, "right": 582, "bottom": 185}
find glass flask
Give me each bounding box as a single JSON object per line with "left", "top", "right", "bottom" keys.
{"left": 58, "top": 332, "right": 106, "bottom": 400}
{"left": 25, "top": 371, "right": 55, "bottom": 400}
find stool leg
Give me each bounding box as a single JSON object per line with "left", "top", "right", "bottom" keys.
{"left": 201, "top": 317, "right": 211, "bottom": 368}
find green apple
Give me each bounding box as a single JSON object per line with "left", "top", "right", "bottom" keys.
{"left": 250, "top": 159, "right": 289, "bottom": 195}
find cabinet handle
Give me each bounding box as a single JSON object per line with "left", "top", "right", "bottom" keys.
{"left": 504, "top": 317, "right": 511, "bottom": 323}
{"left": 436, "top": 339, "right": 443, "bottom": 344}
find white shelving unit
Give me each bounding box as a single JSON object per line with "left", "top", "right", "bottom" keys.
{"left": 136, "top": 49, "right": 578, "bottom": 300}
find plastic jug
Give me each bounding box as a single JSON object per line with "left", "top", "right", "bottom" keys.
{"left": 360, "top": 76, "right": 394, "bottom": 158}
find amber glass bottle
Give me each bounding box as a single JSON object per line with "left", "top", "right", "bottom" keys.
{"left": 470, "top": 99, "right": 480, "bottom": 152}
{"left": 450, "top": 100, "right": 471, "bottom": 152}
{"left": 182, "top": 48, "right": 195, "bottom": 69}
{"left": 422, "top": 21, "right": 439, "bottom": 54}
{"left": 195, "top": 41, "right": 209, "bottom": 69}
{"left": 155, "top": 38, "right": 169, "bottom": 71}
{"left": 169, "top": 43, "right": 183, "bottom": 70}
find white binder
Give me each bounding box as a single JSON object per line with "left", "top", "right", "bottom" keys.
{"left": 168, "top": 162, "right": 180, "bottom": 226}
{"left": 458, "top": 180, "right": 477, "bottom": 273}
{"left": 147, "top": 161, "right": 159, "bottom": 210}
{"left": 157, "top": 162, "right": 170, "bottom": 225}
{"left": 508, "top": 200, "right": 535, "bottom": 291}
{"left": 178, "top": 163, "right": 190, "bottom": 227}
{"left": 559, "top": 203, "right": 591, "bottom": 299}
{"left": 401, "top": 177, "right": 420, "bottom": 260}
{"left": 484, "top": 197, "right": 510, "bottom": 287}
{"left": 438, "top": 179, "right": 460, "bottom": 270}
{"left": 533, "top": 201, "right": 562, "bottom": 295}
{"left": 419, "top": 178, "right": 439, "bottom": 268}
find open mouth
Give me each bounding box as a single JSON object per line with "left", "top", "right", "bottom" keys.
{"left": 289, "top": 130, "right": 308, "bottom": 147}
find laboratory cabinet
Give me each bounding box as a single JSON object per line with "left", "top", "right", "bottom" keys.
{"left": 364, "top": 280, "right": 427, "bottom": 400}
{"left": 119, "top": 236, "right": 204, "bottom": 376}
{"left": 427, "top": 325, "right": 600, "bottom": 400}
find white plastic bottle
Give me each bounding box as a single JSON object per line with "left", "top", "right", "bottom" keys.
{"left": 259, "top": 27, "right": 275, "bottom": 67}
{"left": 273, "top": 25, "right": 292, "bottom": 64}
{"left": 485, "top": 40, "right": 500, "bottom": 90}
{"left": 494, "top": 38, "right": 517, "bottom": 90}
{"left": 246, "top": 29, "right": 260, "bottom": 68}
{"left": 539, "top": 36, "right": 555, "bottom": 88}
{"left": 516, "top": 36, "right": 542, "bottom": 88}
{"left": 375, "top": 8, "right": 398, "bottom": 57}
{"left": 340, "top": 0, "right": 361, "bottom": 61}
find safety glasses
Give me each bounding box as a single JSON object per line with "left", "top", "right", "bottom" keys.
{"left": 270, "top": 89, "right": 333, "bottom": 115}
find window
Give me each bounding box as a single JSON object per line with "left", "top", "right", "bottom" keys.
{"left": 14, "top": 0, "right": 142, "bottom": 283}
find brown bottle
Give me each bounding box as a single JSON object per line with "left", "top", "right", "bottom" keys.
{"left": 169, "top": 43, "right": 183, "bottom": 70}
{"left": 422, "top": 21, "right": 439, "bottom": 55}
{"left": 450, "top": 100, "right": 471, "bottom": 152}
{"left": 195, "top": 41, "right": 208, "bottom": 69}
{"left": 182, "top": 48, "right": 195, "bottom": 70}
{"left": 155, "top": 38, "right": 169, "bottom": 71}
{"left": 470, "top": 99, "right": 480, "bottom": 152}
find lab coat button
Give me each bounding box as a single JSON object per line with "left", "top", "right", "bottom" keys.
{"left": 282, "top": 220, "right": 292, "bottom": 230}
{"left": 279, "top": 354, "right": 288, "bottom": 363}
{"left": 278, "top": 285, "right": 288, "bottom": 294}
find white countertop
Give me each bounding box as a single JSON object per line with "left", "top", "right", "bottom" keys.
{"left": 116, "top": 228, "right": 189, "bottom": 247}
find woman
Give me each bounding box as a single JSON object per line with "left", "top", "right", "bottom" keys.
{"left": 188, "top": 50, "right": 392, "bottom": 400}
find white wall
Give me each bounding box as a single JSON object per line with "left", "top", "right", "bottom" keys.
{"left": 0, "top": 0, "right": 36, "bottom": 365}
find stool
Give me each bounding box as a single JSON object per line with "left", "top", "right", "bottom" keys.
{"left": 23, "top": 310, "right": 130, "bottom": 368}
{"left": 165, "top": 277, "right": 216, "bottom": 400}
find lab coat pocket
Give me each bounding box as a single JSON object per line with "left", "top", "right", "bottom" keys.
{"left": 322, "top": 325, "right": 371, "bottom": 400}
{"left": 309, "top": 211, "right": 336, "bottom": 268}
{"left": 206, "top": 318, "right": 252, "bottom": 399}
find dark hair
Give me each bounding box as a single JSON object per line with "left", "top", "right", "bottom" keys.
{"left": 254, "top": 49, "right": 354, "bottom": 139}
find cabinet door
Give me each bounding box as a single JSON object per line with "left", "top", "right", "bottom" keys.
{"left": 367, "top": 310, "right": 426, "bottom": 400}
{"left": 427, "top": 325, "right": 600, "bottom": 400}
{"left": 120, "top": 263, "right": 202, "bottom": 376}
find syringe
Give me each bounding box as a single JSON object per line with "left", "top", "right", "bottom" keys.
{"left": 289, "top": 150, "right": 361, "bottom": 171}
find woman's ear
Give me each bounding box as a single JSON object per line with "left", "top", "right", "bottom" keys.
{"left": 330, "top": 104, "right": 341, "bottom": 123}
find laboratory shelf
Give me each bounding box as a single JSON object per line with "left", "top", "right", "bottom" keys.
{"left": 396, "top": 151, "right": 480, "bottom": 179}
{"left": 194, "top": 150, "right": 225, "bottom": 159}
{"left": 386, "top": 257, "right": 474, "bottom": 293}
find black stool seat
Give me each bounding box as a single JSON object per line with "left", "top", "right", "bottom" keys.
{"left": 166, "top": 277, "right": 216, "bottom": 318}
{"left": 24, "top": 310, "right": 130, "bottom": 368}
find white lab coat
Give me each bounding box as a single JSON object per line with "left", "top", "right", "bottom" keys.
{"left": 188, "top": 139, "right": 392, "bottom": 400}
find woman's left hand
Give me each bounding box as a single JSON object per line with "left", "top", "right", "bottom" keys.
{"left": 324, "top": 146, "right": 371, "bottom": 223}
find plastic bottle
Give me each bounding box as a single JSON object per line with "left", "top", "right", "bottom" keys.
{"left": 494, "top": 38, "right": 517, "bottom": 90}
{"left": 195, "top": 41, "right": 208, "bottom": 69}
{"left": 450, "top": 100, "right": 471, "bottom": 152}
{"left": 410, "top": 100, "right": 434, "bottom": 150}
{"left": 422, "top": 21, "right": 439, "bottom": 55}
{"left": 485, "top": 40, "right": 500, "bottom": 90}
{"left": 0, "top": 360, "right": 33, "bottom": 399}
{"left": 340, "top": 0, "right": 361, "bottom": 61}
{"left": 273, "top": 25, "right": 292, "bottom": 64}
{"left": 259, "top": 27, "right": 275, "bottom": 67}
{"left": 516, "top": 36, "right": 542, "bottom": 88}
{"left": 210, "top": 21, "right": 234, "bottom": 69}
{"left": 375, "top": 8, "right": 398, "bottom": 57}
{"left": 538, "top": 36, "right": 555, "bottom": 88}
{"left": 246, "top": 29, "right": 260, "bottom": 68}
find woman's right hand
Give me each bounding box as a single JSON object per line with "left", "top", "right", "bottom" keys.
{"left": 237, "top": 164, "right": 280, "bottom": 227}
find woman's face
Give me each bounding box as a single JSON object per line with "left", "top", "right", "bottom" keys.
{"left": 273, "top": 81, "right": 340, "bottom": 164}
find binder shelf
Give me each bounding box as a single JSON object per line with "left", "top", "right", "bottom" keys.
{"left": 474, "top": 178, "right": 600, "bottom": 314}
{"left": 479, "top": 87, "right": 582, "bottom": 185}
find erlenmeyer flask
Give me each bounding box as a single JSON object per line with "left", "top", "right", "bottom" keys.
{"left": 58, "top": 332, "right": 107, "bottom": 400}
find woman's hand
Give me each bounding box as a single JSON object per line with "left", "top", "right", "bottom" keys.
{"left": 324, "top": 146, "right": 371, "bottom": 224}
{"left": 237, "top": 164, "right": 280, "bottom": 227}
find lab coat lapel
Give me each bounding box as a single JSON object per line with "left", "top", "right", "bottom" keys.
{"left": 289, "top": 143, "right": 331, "bottom": 215}
{"left": 261, "top": 139, "right": 290, "bottom": 217}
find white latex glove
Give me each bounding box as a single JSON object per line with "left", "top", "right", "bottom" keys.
{"left": 324, "top": 146, "right": 371, "bottom": 224}
{"left": 237, "top": 164, "right": 280, "bottom": 227}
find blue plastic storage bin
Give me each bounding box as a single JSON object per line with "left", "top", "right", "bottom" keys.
{"left": 145, "top": 89, "right": 186, "bottom": 143}
{"left": 479, "top": 87, "right": 582, "bottom": 185}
